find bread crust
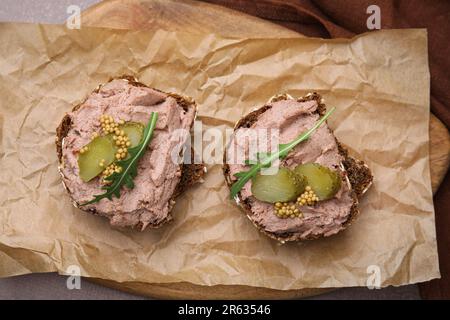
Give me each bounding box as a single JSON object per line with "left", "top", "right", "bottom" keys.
{"left": 223, "top": 93, "right": 373, "bottom": 242}
{"left": 56, "top": 76, "right": 205, "bottom": 229}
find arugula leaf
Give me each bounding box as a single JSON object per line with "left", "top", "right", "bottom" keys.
{"left": 244, "top": 152, "right": 271, "bottom": 166}
{"left": 230, "top": 107, "right": 336, "bottom": 199}
{"left": 80, "top": 112, "right": 158, "bottom": 206}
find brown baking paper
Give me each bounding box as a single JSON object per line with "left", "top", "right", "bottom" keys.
{"left": 0, "top": 22, "right": 439, "bottom": 289}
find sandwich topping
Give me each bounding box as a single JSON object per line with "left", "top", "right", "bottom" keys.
{"left": 76, "top": 117, "right": 146, "bottom": 184}
{"left": 227, "top": 98, "right": 354, "bottom": 239}
{"left": 250, "top": 162, "right": 340, "bottom": 219}
{"left": 79, "top": 111, "right": 159, "bottom": 206}
{"left": 272, "top": 185, "right": 321, "bottom": 219}
{"left": 59, "top": 79, "right": 196, "bottom": 229}
{"left": 230, "top": 106, "right": 335, "bottom": 199}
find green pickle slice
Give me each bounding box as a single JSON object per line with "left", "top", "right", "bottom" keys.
{"left": 251, "top": 168, "right": 306, "bottom": 203}
{"left": 77, "top": 122, "right": 144, "bottom": 182}
{"left": 294, "top": 163, "right": 341, "bottom": 200}
{"left": 120, "top": 122, "right": 144, "bottom": 148}
{"left": 78, "top": 136, "right": 117, "bottom": 182}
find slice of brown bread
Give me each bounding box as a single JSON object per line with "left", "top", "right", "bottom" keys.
{"left": 56, "top": 76, "right": 205, "bottom": 229}
{"left": 223, "top": 93, "right": 373, "bottom": 242}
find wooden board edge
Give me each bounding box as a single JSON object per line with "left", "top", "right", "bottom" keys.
{"left": 90, "top": 278, "right": 332, "bottom": 300}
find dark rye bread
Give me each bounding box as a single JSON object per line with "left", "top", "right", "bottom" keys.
{"left": 223, "top": 93, "right": 373, "bottom": 242}
{"left": 56, "top": 76, "right": 205, "bottom": 229}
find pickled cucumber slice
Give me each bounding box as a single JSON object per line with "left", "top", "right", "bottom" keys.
{"left": 120, "top": 122, "right": 144, "bottom": 148}
{"left": 78, "top": 136, "right": 117, "bottom": 182}
{"left": 293, "top": 163, "right": 341, "bottom": 200}
{"left": 77, "top": 122, "right": 143, "bottom": 182}
{"left": 251, "top": 168, "right": 306, "bottom": 203}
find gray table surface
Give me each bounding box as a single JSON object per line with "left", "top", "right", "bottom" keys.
{"left": 0, "top": 0, "right": 421, "bottom": 300}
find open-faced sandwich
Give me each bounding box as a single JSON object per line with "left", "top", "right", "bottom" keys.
{"left": 56, "top": 76, "right": 205, "bottom": 230}
{"left": 224, "top": 93, "right": 373, "bottom": 242}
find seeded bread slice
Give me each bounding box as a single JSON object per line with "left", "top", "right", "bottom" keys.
{"left": 223, "top": 93, "right": 373, "bottom": 242}
{"left": 56, "top": 76, "right": 205, "bottom": 229}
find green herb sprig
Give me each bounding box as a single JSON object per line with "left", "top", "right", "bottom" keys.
{"left": 230, "top": 107, "right": 336, "bottom": 199}
{"left": 80, "top": 112, "right": 158, "bottom": 206}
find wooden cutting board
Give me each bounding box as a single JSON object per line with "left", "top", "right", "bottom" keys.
{"left": 81, "top": 0, "right": 450, "bottom": 299}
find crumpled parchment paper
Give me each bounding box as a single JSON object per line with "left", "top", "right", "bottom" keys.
{"left": 0, "top": 22, "right": 439, "bottom": 289}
